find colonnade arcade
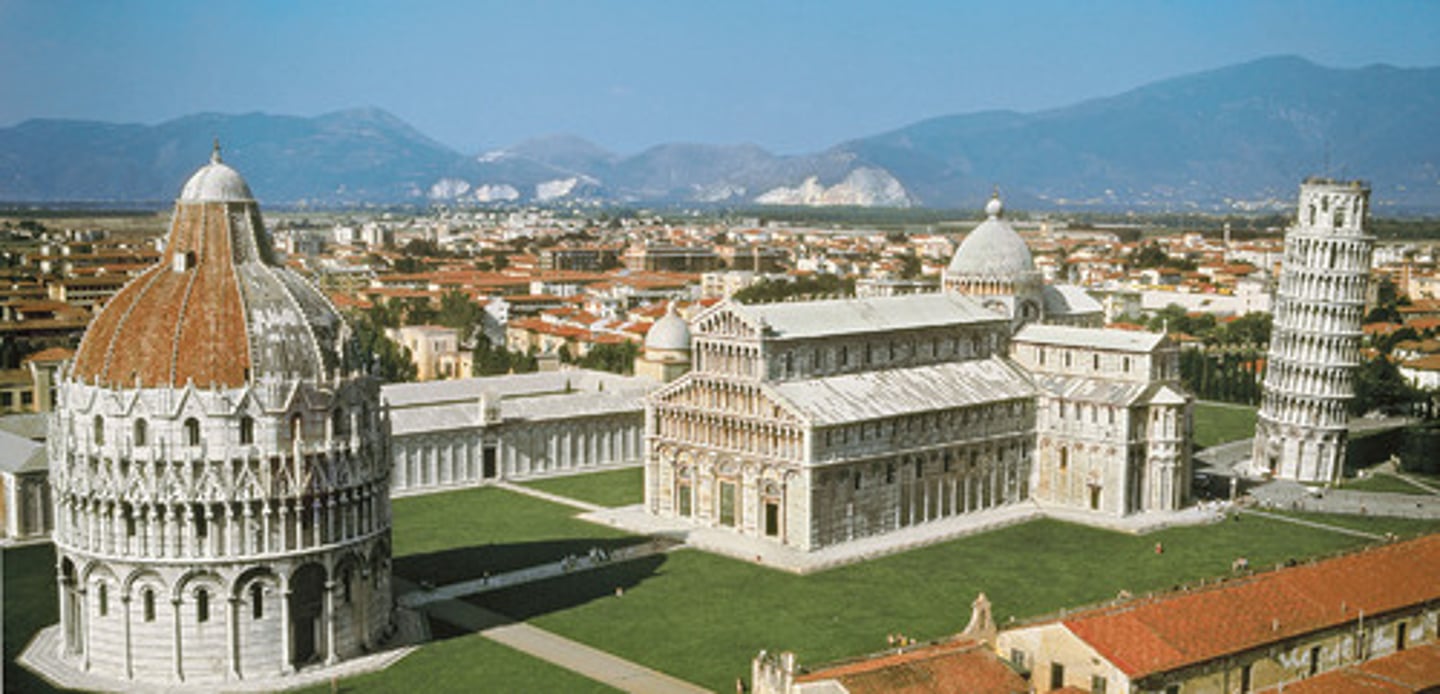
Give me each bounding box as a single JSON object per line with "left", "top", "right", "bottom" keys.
{"left": 57, "top": 540, "right": 390, "bottom": 683}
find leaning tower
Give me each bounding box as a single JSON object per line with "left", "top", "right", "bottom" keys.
{"left": 46, "top": 146, "right": 394, "bottom": 685}
{"left": 1252, "top": 178, "right": 1373, "bottom": 483}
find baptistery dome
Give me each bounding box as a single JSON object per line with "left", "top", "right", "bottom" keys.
{"left": 645, "top": 304, "right": 692, "bottom": 352}
{"left": 71, "top": 146, "right": 353, "bottom": 390}
{"left": 47, "top": 145, "right": 394, "bottom": 687}
{"left": 945, "top": 195, "right": 1037, "bottom": 280}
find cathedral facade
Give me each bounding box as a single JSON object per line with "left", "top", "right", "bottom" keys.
{"left": 46, "top": 149, "right": 393, "bottom": 684}
{"left": 644, "top": 195, "right": 1192, "bottom": 552}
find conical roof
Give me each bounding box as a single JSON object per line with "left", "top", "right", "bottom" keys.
{"left": 71, "top": 145, "right": 354, "bottom": 389}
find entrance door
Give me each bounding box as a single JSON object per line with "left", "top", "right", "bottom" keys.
{"left": 719, "top": 481, "right": 737, "bottom": 527}
{"left": 1089, "top": 485, "right": 1101, "bottom": 510}
{"left": 290, "top": 564, "right": 326, "bottom": 667}
{"left": 482, "top": 444, "right": 497, "bottom": 479}
{"left": 764, "top": 501, "right": 780, "bottom": 537}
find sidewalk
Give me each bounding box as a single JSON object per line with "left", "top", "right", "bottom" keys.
{"left": 397, "top": 577, "right": 711, "bottom": 694}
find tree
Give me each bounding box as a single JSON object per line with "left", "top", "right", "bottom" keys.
{"left": 579, "top": 341, "right": 640, "bottom": 375}
{"left": 1352, "top": 356, "right": 1418, "bottom": 416}
{"left": 352, "top": 314, "right": 416, "bottom": 383}
{"left": 435, "top": 290, "right": 485, "bottom": 342}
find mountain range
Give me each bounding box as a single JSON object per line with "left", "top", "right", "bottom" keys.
{"left": 2, "top": 56, "right": 1437, "bottom": 211}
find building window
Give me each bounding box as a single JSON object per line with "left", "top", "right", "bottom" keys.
{"left": 194, "top": 504, "right": 208, "bottom": 537}
{"left": 1064, "top": 352, "right": 1072, "bottom": 367}
{"left": 885, "top": 463, "right": 896, "bottom": 484}
{"left": 196, "top": 588, "right": 210, "bottom": 623}
{"left": 142, "top": 588, "right": 156, "bottom": 622}
{"left": 1091, "top": 675, "right": 1108, "bottom": 694}
{"left": 1165, "top": 686, "right": 1180, "bottom": 694}
{"left": 1309, "top": 645, "right": 1321, "bottom": 676}
{"left": 123, "top": 504, "right": 136, "bottom": 536}
{"left": 184, "top": 417, "right": 201, "bottom": 446}
{"left": 1398, "top": 622, "right": 1408, "bottom": 651}
{"left": 853, "top": 471, "right": 862, "bottom": 490}
{"left": 1093, "top": 354, "right": 1101, "bottom": 370}
{"left": 1050, "top": 663, "right": 1065, "bottom": 690}
{"left": 98, "top": 583, "right": 108, "bottom": 617}
{"left": 1240, "top": 663, "right": 1251, "bottom": 692}
{"left": 1123, "top": 357, "right": 1131, "bottom": 373}
{"left": 93, "top": 415, "right": 104, "bottom": 445}
{"left": 333, "top": 408, "right": 348, "bottom": 438}
{"left": 132, "top": 419, "right": 147, "bottom": 446}
{"left": 239, "top": 416, "right": 254, "bottom": 445}
{"left": 1009, "top": 649, "right": 1027, "bottom": 671}
{"left": 251, "top": 583, "right": 264, "bottom": 620}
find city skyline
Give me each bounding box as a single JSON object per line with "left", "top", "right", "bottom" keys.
{"left": 2, "top": 0, "right": 1438, "bottom": 154}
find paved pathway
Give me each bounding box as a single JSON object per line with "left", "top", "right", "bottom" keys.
{"left": 397, "top": 577, "right": 711, "bottom": 694}
{"left": 498, "top": 480, "right": 605, "bottom": 512}
{"left": 1239, "top": 508, "right": 1385, "bottom": 540}
{"left": 1386, "top": 471, "right": 1440, "bottom": 495}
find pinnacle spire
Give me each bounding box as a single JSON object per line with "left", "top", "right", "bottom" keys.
{"left": 211, "top": 138, "right": 222, "bottom": 164}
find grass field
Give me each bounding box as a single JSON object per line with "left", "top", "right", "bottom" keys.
{"left": 391, "top": 485, "right": 641, "bottom": 586}
{"left": 468, "top": 513, "right": 1405, "bottom": 691}
{"left": 295, "top": 631, "right": 620, "bottom": 694}
{"left": 1263, "top": 509, "right": 1440, "bottom": 538}
{"left": 518, "top": 467, "right": 644, "bottom": 508}
{"left": 1193, "top": 401, "right": 1258, "bottom": 448}
{"left": 10, "top": 484, "right": 1437, "bottom": 694}
{"left": 1339, "top": 473, "right": 1437, "bottom": 495}
{"left": 4, "top": 543, "right": 60, "bottom": 694}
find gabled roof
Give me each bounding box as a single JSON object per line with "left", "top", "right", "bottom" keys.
{"left": 796, "top": 638, "right": 1027, "bottom": 694}
{"left": 723, "top": 293, "right": 1002, "bottom": 341}
{"left": 1042, "top": 284, "right": 1104, "bottom": 316}
{"left": 0, "top": 427, "right": 47, "bottom": 474}
{"left": 1015, "top": 324, "right": 1167, "bottom": 353}
{"left": 1061, "top": 534, "right": 1440, "bottom": 680}
{"left": 769, "top": 357, "right": 1034, "bottom": 426}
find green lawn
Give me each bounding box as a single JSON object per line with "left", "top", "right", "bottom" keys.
{"left": 1339, "top": 473, "right": 1437, "bottom": 495}
{"left": 469, "top": 515, "right": 1391, "bottom": 692}
{"left": 391, "top": 485, "right": 641, "bottom": 586}
{"left": 1264, "top": 509, "right": 1440, "bottom": 538}
{"left": 1193, "top": 401, "right": 1258, "bottom": 448}
{"left": 4, "top": 544, "right": 63, "bottom": 694}
{"left": 296, "top": 632, "right": 619, "bottom": 694}
{"left": 519, "top": 467, "right": 644, "bottom": 508}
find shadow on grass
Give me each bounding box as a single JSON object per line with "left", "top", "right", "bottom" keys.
{"left": 464, "top": 554, "right": 668, "bottom": 624}
{"left": 394, "top": 537, "right": 653, "bottom": 587}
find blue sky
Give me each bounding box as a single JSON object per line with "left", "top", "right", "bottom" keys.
{"left": 1, "top": 0, "right": 1437, "bottom": 154}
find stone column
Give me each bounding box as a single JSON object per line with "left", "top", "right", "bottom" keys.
{"left": 228, "top": 595, "right": 241, "bottom": 680}
{"left": 122, "top": 593, "right": 133, "bottom": 679}
{"left": 324, "top": 580, "right": 338, "bottom": 665}
{"left": 172, "top": 595, "right": 184, "bottom": 681}
{"left": 280, "top": 579, "right": 293, "bottom": 675}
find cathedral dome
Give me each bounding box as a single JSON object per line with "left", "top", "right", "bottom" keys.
{"left": 645, "top": 304, "right": 692, "bottom": 352}
{"left": 179, "top": 149, "right": 254, "bottom": 202}
{"left": 71, "top": 146, "right": 352, "bottom": 389}
{"left": 946, "top": 194, "right": 1037, "bottom": 280}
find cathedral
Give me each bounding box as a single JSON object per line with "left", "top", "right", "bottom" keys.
{"left": 44, "top": 147, "right": 394, "bottom": 684}
{"left": 644, "top": 195, "right": 1193, "bottom": 551}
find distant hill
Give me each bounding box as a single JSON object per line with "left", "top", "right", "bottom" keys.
{"left": 837, "top": 56, "right": 1440, "bottom": 211}
{"left": 2, "top": 56, "right": 1437, "bottom": 211}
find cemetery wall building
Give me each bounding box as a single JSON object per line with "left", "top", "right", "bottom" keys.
{"left": 45, "top": 150, "right": 393, "bottom": 685}
{"left": 644, "top": 196, "right": 1192, "bottom": 552}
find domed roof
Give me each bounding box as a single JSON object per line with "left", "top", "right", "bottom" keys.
{"left": 946, "top": 194, "right": 1037, "bottom": 280}
{"left": 645, "top": 304, "right": 691, "bottom": 351}
{"left": 71, "top": 148, "right": 354, "bottom": 389}
{"left": 179, "top": 143, "right": 254, "bottom": 202}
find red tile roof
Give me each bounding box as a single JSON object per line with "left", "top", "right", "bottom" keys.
{"left": 796, "top": 639, "right": 1027, "bottom": 694}
{"left": 1258, "top": 642, "right": 1440, "bottom": 693}
{"left": 1063, "top": 534, "right": 1440, "bottom": 679}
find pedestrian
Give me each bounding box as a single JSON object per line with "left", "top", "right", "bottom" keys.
{"left": 1154, "top": 542, "right": 1164, "bottom": 555}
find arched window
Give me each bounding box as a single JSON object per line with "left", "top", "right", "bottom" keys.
{"left": 132, "top": 419, "right": 147, "bottom": 446}
{"left": 142, "top": 588, "right": 156, "bottom": 622}
{"left": 93, "top": 415, "right": 104, "bottom": 446}
{"left": 332, "top": 408, "right": 348, "bottom": 438}
{"left": 98, "top": 582, "right": 108, "bottom": 617}
{"left": 251, "top": 583, "right": 264, "bottom": 620}
{"left": 184, "top": 418, "right": 201, "bottom": 446}
{"left": 1059, "top": 447, "right": 1070, "bottom": 471}
{"left": 196, "top": 588, "right": 210, "bottom": 623}
{"left": 239, "top": 416, "right": 254, "bottom": 445}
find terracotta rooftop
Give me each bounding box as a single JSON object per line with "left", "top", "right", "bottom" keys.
{"left": 795, "top": 639, "right": 1027, "bottom": 694}
{"left": 71, "top": 152, "right": 349, "bottom": 389}
{"left": 1062, "top": 534, "right": 1440, "bottom": 680}
{"left": 1257, "top": 642, "right": 1440, "bottom": 693}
